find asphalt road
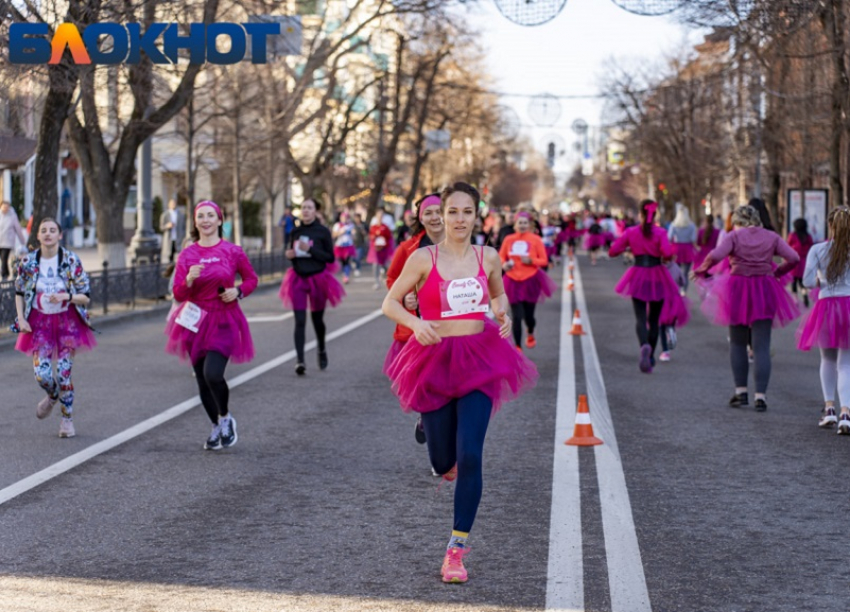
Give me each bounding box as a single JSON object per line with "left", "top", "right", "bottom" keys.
{"left": 0, "top": 255, "right": 844, "bottom": 612}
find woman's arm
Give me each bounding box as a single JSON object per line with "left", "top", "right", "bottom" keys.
{"left": 608, "top": 231, "right": 629, "bottom": 257}
{"left": 382, "top": 250, "right": 440, "bottom": 345}
{"left": 309, "top": 228, "right": 335, "bottom": 263}
{"left": 235, "top": 248, "right": 259, "bottom": 298}
{"left": 695, "top": 232, "right": 735, "bottom": 275}
{"left": 485, "top": 247, "right": 512, "bottom": 339}
{"left": 773, "top": 235, "right": 800, "bottom": 277}
{"left": 802, "top": 246, "right": 820, "bottom": 289}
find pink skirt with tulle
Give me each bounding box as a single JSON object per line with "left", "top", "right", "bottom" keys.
{"left": 279, "top": 268, "right": 346, "bottom": 312}
{"left": 616, "top": 265, "right": 690, "bottom": 327}
{"left": 796, "top": 296, "right": 850, "bottom": 350}
{"left": 334, "top": 245, "right": 357, "bottom": 260}
{"left": 383, "top": 339, "right": 406, "bottom": 376}
{"left": 584, "top": 233, "right": 606, "bottom": 251}
{"left": 165, "top": 303, "right": 254, "bottom": 365}
{"left": 504, "top": 269, "right": 557, "bottom": 304}
{"left": 673, "top": 243, "right": 696, "bottom": 265}
{"left": 700, "top": 273, "right": 800, "bottom": 328}
{"left": 15, "top": 309, "right": 97, "bottom": 357}
{"left": 367, "top": 241, "right": 394, "bottom": 265}
{"left": 385, "top": 319, "right": 539, "bottom": 416}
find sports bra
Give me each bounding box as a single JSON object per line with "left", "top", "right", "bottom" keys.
{"left": 418, "top": 246, "right": 490, "bottom": 321}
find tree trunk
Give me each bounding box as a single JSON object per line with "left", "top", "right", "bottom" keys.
{"left": 30, "top": 67, "right": 75, "bottom": 250}
{"left": 185, "top": 95, "right": 195, "bottom": 240}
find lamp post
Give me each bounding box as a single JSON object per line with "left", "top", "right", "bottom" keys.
{"left": 127, "top": 107, "right": 160, "bottom": 264}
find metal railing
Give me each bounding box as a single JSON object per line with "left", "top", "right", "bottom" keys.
{"left": 0, "top": 249, "right": 287, "bottom": 329}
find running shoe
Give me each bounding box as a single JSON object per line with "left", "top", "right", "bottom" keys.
{"left": 526, "top": 334, "right": 537, "bottom": 349}
{"left": 354, "top": 269, "right": 361, "bottom": 277}
{"left": 441, "top": 546, "right": 469, "bottom": 583}
{"left": 665, "top": 327, "right": 677, "bottom": 350}
{"left": 442, "top": 464, "right": 458, "bottom": 482}
{"left": 318, "top": 351, "right": 328, "bottom": 370}
{"left": 639, "top": 344, "right": 652, "bottom": 373}
{"left": 58, "top": 418, "right": 75, "bottom": 438}
{"left": 515, "top": 345, "right": 523, "bottom": 353}
{"left": 729, "top": 392, "right": 749, "bottom": 408}
{"left": 342, "top": 275, "right": 349, "bottom": 284}
{"left": 838, "top": 413, "right": 850, "bottom": 435}
{"left": 220, "top": 416, "right": 237, "bottom": 448}
{"left": 414, "top": 416, "right": 426, "bottom": 444}
{"left": 295, "top": 362, "right": 306, "bottom": 376}
{"left": 747, "top": 347, "right": 754, "bottom": 363}
{"left": 37, "top": 395, "right": 57, "bottom": 420}
{"left": 754, "top": 398, "right": 767, "bottom": 412}
{"left": 819, "top": 407, "right": 838, "bottom": 428}
{"left": 204, "top": 423, "right": 223, "bottom": 450}
{"left": 659, "top": 351, "right": 671, "bottom": 362}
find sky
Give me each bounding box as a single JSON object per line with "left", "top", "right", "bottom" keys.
{"left": 466, "top": 0, "right": 704, "bottom": 173}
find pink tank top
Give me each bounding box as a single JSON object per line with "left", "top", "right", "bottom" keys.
{"left": 418, "top": 246, "right": 490, "bottom": 321}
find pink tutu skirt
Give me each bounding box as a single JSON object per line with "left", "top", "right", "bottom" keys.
{"left": 673, "top": 243, "right": 696, "bottom": 265}
{"left": 545, "top": 245, "right": 557, "bottom": 259}
{"left": 504, "top": 269, "right": 557, "bottom": 304}
{"left": 693, "top": 245, "right": 713, "bottom": 270}
{"left": 700, "top": 273, "right": 800, "bottom": 328}
{"left": 385, "top": 319, "right": 539, "bottom": 416}
{"left": 584, "top": 233, "right": 606, "bottom": 251}
{"left": 796, "top": 296, "right": 850, "bottom": 350}
{"left": 279, "top": 268, "right": 346, "bottom": 312}
{"left": 367, "top": 242, "right": 394, "bottom": 266}
{"left": 15, "top": 309, "right": 97, "bottom": 357}
{"left": 165, "top": 303, "right": 254, "bottom": 364}
{"left": 383, "top": 338, "right": 406, "bottom": 376}
{"left": 334, "top": 245, "right": 356, "bottom": 260}
{"left": 616, "top": 265, "right": 690, "bottom": 327}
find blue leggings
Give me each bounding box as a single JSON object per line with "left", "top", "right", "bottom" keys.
{"left": 421, "top": 390, "right": 492, "bottom": 533}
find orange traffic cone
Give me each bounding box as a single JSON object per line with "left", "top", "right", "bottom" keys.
{"left": 568, "top": 309, "right": 586, "bottom": 335}
{"left": 565, "top": 395, "right": 603, "bottom": 446}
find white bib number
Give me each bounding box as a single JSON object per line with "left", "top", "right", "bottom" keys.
{"left": 175, "top": 302, "right": 205, "bottom": 333}
{"left": 441, "top": 277, "right": 489, "bottom": 318}
{"left": 510, "top": 240, "right": 529, "bottom": 256}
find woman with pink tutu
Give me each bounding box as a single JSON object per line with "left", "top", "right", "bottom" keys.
{"left": 165, "top": 201, "right": 258, "bottom": 450}
{"left": 383, "top": 182, "right": 538, "bottom": 584}
{"left": 667, "top": 204, "right": 697, "bottom": 294}
{"left": 584, "top": 216, "right": 606, "bottom": 265}
{"left": 693, "top": 213, "right": 719, "bottom": 271}
{"left": 797, "top": 207, "right": 850, "bottom": 432}
{"left": 693, "top": 205, "right": 800, "bottom": 412}
{"left": 13, "top": 217, "right": 97, "bottom": 438}
{"left": 279, "top": 198, "right": 345, "bottom": 376}
{"left": 367, "top": 212, "right": 394, "bottom": 290}
{"left": 608, "top": 199, "right": 690, "bottom": 373}
{"left": 499, "top": 211, "right": 557, "bottom": 351}
{"left": 331, "top": 211, "right": 357, "bottom": 284}
{"left": 787, "top": 217, "right": 815, "bottom": 308}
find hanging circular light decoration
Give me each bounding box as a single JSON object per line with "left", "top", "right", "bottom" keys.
{"left": 571, "top": 118, "right": 588, "bottom": 135}
{"left": 528, "top": 93, "right": 561, "bottom": 127}
{"left": 493, "top": 0, "right": 569, "bottom": 27}
{"left": 609, "top": 0, "right": 682, "bottom": 16}
{"left": 495, "top": 104, "right": 522, "bottom": 140}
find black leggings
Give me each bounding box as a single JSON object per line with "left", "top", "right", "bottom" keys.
{"left": 632, "top": 298, "right": 663, "bottom": 353}
{"left": 0, "top": 248, "right": 11, "bottom": 279}
{"left": 730, "top": 320, "right": 772, "bottom": 393}
{"left": 510, "top": 301, "right": 537, "bottom": 347}
{"left": 192, "top": 351, "right": 229, "bottom": 424}
{"left": 294, "top": 309, "right": 326, "bottom": 363}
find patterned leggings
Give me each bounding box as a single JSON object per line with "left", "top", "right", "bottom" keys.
{"left": 33, "top": 349, "right": 74, "bottom": 418}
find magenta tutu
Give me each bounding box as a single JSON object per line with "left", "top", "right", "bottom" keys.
{"left": 673, "top": 243, "right": 696, "bottom": 265}
{"left": 584, "top": 233, "right": 606, "bottom": 251}
{"left": 616, "top": 265, "right": 690, "bottom": 327}
{"left": 504, "top": 269, "right": 557, "bottom": 304}
{"left": 367, "top": 242, "right": 394, "bottom": 266}
{"left": 796, "top": 296, "right": 850, "bottom": 350}
{"left": 700, "top": 273, "right": 800, "bottom": 328}
{"left": 385, "top": 320, "right": 538, "bottom": 416}
{"left": 334, "top": 245, "right": 357, "bottom": 260}
{"left": 279, "top": 268, "right": 346, "bottom": 312}
{"left": 165, "top": 302, "right": 254, "bottom": 364}
{"left": 383, "top": 339, "right": 406, "bottom": 376}
{"left": 15, "top": 309, "right": 97, "bottom": 356}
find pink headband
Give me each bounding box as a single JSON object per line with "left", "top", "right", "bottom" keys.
{"left": 516, "top": 212, "right": 532, "bottom": 220}
{"left": 644, "top": 202, "right": 658, "bottom": 224}
{"left": 418, "top": 195, "right": 441, "bottom": 221}
{"left": 196, "top": 200, "right": 222, "bottom": 220}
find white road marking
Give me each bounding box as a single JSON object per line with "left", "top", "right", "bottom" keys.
{"left": 573, "top": 263, "right": 653, "bottom": 612}
{"left": 546, "top": 270, "right": 584, "bottom": 612}
{"left": 0, "top": 309, "right": 385, "bottom": 507}
{"left": 246, "top": 312, "right": 294, "bottom": 323}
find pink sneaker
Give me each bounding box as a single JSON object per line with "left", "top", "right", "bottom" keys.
{"left": 442, "top": 464, "right": 458, "bottom": 482}
{"left": 37, "top": 396, "right": 57, "bottom": 420}
{"left": 441, "top": 546, "right": 469, "bottom": 583}
{"left": 58, "top": 418, "right": 76, "bottom": 438}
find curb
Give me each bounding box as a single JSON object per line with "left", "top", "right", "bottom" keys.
{"left": 0, "top": 278, "right": 283, "bottom": 350}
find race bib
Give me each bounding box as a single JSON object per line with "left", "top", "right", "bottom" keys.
{"left": 375, "top": 236, "right": 387, "bottom": 247}
{"left": 295, "top": 236, "right": 312, "bottom": 258}
{"left": 35, "top": 293, "right": 69, "bottom": 315}
{"left": 440, "top": 277, "right": 489, "bottom": 318}
{"left": 510, "top": 240, "right": 529, "bottom": 256}
{"left": 175, "top": 301, "right": 206, "bottom": 333}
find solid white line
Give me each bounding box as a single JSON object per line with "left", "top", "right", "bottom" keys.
{"left": 546, "top": 270, "right": 584, "bottom": 612}
{"left": 0, "top": 308, "right": 385, "bottom": 507}
{"left": 572, "top": 263, "right": 653, "bottom": 612}
{"left": 246, "top": 312, "right": 294, "bottom": 323}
